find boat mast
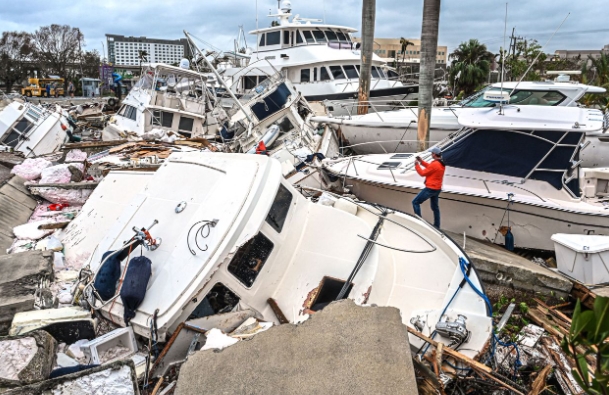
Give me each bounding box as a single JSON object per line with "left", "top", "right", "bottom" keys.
{"left": 499, "top": 3, "right": 507, "bottom": 115}
{"left": 184, "top": 30, "right": 255, "bottom": 125}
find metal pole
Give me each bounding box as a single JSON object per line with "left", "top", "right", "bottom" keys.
{"left": 184, "top": 30, "right": 254, "bottom": 125}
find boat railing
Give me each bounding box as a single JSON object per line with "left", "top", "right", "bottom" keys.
{"left": 331, "top": 153, "right": 551, "bottom": 204}
{"left": 296, "top": 185, "right": 438, "bottom": 253}
{"left": 322, "top": 98, "right": 461, "bottom": 120}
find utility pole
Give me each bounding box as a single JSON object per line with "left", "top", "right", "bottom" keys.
{"left": 357, "top": 0, "right": 376, "bottom": 115}
{"left": 417, "top": 0, "right": 441, "bottom": 152}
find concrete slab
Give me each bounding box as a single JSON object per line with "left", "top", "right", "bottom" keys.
{"left": 176, "top": 300, "right": 418, "bottom": 395}
{"left": 2, "top": 360, "right": 139, "bottom": 395}
{"left": 447, "top": 232, "right": 573, "bottom": 297}
{"left": 0, "top": 330, "right": 56, "bottom": 389}
{"left": 0, "top": 175, "right": 37, "bottom": 255}
{"left": 0, "top": 251, "right": 54, "bottom": 335}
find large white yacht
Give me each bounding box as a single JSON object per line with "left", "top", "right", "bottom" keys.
{"left": 0, "top": 98, "right": 72, "bottom": 156}
{"left": 220, "top": 1, "right": 417, "bottom": 114}
{"left": 323, "top": 106, "right": 609, "bottom": 251}
{"left": 74, "top": 152, "right": 491, "bottom": 359}
{"left": 313, "top": 80, "right": 607, "bottom": 158}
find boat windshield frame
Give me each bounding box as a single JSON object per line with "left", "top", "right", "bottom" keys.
{"left": 438, "top": 126, "right": 584, "bottom": 198}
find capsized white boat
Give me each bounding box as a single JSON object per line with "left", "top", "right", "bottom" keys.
{"left": 0, "top": 98, "right": 72, "bottom": 156}
{"left": 77, "top": 152, "right": 491, "bottom": 359}
{"left": 323, "top": 106, "right": 609, "bottom": 251}
{"left": 313, "top": 80, "right": 608, "bottom": 160}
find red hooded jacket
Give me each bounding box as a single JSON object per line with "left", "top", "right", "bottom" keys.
{"left": 415, "top": 158, "right": 445, "bottom": 190}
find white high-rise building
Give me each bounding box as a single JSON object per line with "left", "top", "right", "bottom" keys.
{"left": 106, "top": 34, "right": 190, "bottom": 66}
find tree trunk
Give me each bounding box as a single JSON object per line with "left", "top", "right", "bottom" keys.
{"left": 358, "top": 0, "right": 376, "bottom": 115}
{"left": 417, "top": 0, "right": 441, "bottom": 151}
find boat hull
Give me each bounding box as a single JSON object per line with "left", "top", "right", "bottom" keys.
{"left": 344, "top": 177, "right": 609, "bottom": 251}
{"left": 309, "top": 86, "right": 419, "bottom": 117}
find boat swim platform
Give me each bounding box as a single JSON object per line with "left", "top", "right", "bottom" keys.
{"left": 445, "top": 231, "right": 573, "bottom": 298}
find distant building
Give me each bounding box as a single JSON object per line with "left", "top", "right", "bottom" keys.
{"left": 106, "top": 34, "right": 191, "bottom": 66}
{"left": 352, "top": 37, "right": 448, "bottom": 65}
{"left": 554, "top": 44, "right": 609, "bottom": 62}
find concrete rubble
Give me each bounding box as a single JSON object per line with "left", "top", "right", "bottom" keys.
{"left": 0, "top": 250, "right": 54, "bottom": 335}
{"left": 0, "top": 330, "right": 56, "bottom": 389}
{"left": 176, "top": 300, "right": 418, "bottom": 395}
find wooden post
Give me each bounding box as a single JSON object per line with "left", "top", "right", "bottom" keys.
{"left": 357, "top": 0, "right": 376, "bottom": 115}
{"left": 417, "top": 0, "right": 441, "bottom": 151}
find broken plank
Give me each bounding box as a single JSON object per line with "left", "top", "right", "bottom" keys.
{"left": 528, "top": 364, "right": 552, "bottom": 395}
{"left": 27, "top": 182, "right": 99, "bottom": 190}
{"left": 267, "top": 298, "right": 289, "bottom": 324}
{"left": 571, "top": 282, "right": 595, "bottom": 310}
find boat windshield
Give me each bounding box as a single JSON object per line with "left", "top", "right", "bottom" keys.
{"left": 460, "top": 87, "right": 568, "bottom": 107}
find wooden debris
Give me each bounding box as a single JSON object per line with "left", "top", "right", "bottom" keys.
{"left": 570, "top": 282, "right": 596, "bottom": 309}
{"left": 528, "top": 365, "right": 552, "bottom": 395}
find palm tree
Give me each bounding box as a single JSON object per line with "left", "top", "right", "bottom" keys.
{"left": 589, "top": 53, "right": 609, "bottom": 86}
{"left": 357, "top": 0, "right": 376, "bottom": 115}
{"left": 448, "top": 39, "right": 494, "bottom": 95}
{"left": 400, "top": 37, "right": 414, "bottom": 64}
{"left": 417, "top": 0, "right": 441, "bottom": 151}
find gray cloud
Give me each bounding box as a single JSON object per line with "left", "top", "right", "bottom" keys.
{"left": 1, "top": 0, "right": 607, "bottom": 59}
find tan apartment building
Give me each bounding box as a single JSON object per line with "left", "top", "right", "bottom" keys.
{"left": 353, "top": 37, "right": 448, "bottom": 65}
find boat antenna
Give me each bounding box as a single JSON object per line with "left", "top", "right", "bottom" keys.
{"left": 184, "top": 30, "right": 254, "bottom": 125}
{"left": 499, "top": 3, "right": 508, "bottom": 115}
{"left": 509, "top": 13, "right": 570, "bottom": 96}
{"left": 256, "top": 0, "right": 259, "bottom": 59}
{"left": 323, "top": 0, "right": 326, "bottom": 23}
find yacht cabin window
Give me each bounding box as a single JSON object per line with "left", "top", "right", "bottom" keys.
{"left": 320, "top": 66, "right": 331, "bottom": 81}
{"left": 265, "top": 183, "right": 293, "bottom": 232}
{"left": 283, "top": 31, "right": 290, "bottom": 46}
{"left": 461, "top": 88, "right": 567, "bottom": 108}
{"left": 343, "top": 65, "right": 358, "bottom": 79}
{"left": 300, "top": 69, "right": 311, "bottom": 83}
{"left": 244, "top": 76, "right": 257, "bottom": 90}
{"left": 120, "top": 105, "right": 137, "bottom": 121}
{"left": 313, "top": 67, "right": 318, "bottom": 81}
{"left": 1, "top": 117, "right": 34, "bottom": 147}
{"left": 296, "top": 29, "right": 303, "bottom": 44}
{"left": 178, "top": 116, "right": 194, "bottom": 133}
{"left": 266, "top": 31, "right": 281, "bottom": 46}
{"left": 325, "top": 30, "right": 339, "bottom": 43}
{"left": 387, "top": 69, "right": 399, "bottom": 80}
{"left": 329, "top": 65, "right": 346, "bottom": 80}
{"left": 228, "top": 232, "right": 274, "bottom": 288}
{"left": 152, "top": 110, "right": 173, "bottom": 128}
{"left": 313, "top": 30, "right": 327, "bottom": 43}
{"left": 336, "top": 31, "right": 349, "bottom": 44}
{"left": 259, "top": 34, "right": 266, "bottom": 47}
{"left": 371, "top": 67, "right": 380, "bottom": 79}
{"left": 302, "top": 30, "right": 315, "bottom": 44}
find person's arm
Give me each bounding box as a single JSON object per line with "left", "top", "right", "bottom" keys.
{"left": 416, "top": 161, "right": 438, "bottom": 177}
{"left": 419, "top": 158, "right": 430, "bottom": 167}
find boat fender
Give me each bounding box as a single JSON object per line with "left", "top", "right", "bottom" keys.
{"left": 504, "top": 227, "right": 515, "bottom": 251}
{"left": 93, "top": 251, "right": 122, "bottom": 301}
{"left": 120, "top": 256, "right": 152, "bottom": 325}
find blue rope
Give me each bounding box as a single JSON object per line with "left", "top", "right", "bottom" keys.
{"left": 458, "top": 257, "right": 522, "bottom": 377}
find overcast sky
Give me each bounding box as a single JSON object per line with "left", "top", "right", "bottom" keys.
{"left": 1, "top": 0, "right": 608, "bottom": 58}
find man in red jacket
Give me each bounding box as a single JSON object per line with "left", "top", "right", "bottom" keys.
{"left": 413, "top": 146, "right": 446, "bottom": 229}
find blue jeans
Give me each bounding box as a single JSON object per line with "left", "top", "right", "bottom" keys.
{"left": 412, "top": 188, "right": 441, "bottom": 228}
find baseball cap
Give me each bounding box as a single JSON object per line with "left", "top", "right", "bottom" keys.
{"left": 429, "top": 147, "right": 442, "bottom": 156}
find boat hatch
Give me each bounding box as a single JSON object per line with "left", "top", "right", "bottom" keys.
{"left": 308, "top": 276, "right": 353, "bottom": 312}
{"left": 228, "top": 232, "right": 275, "bottom": 288}
{"left": 377, "top": 162, "right": 401, "bottom": 170}
{"left": 390, "top": 154, "right": 413, "bottom": 159}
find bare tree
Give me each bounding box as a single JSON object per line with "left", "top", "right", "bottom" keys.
{"left": 0, "top": 32, "right": 33, "bottom": 93}
{"left": 32, "top": 24, "right": 84, "bottom": 88}
{"left": 417, "top": 0, "right": 441, "bottom": 151}
{"left": 357, "top": 0, "right": 376, "bottom": 115}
